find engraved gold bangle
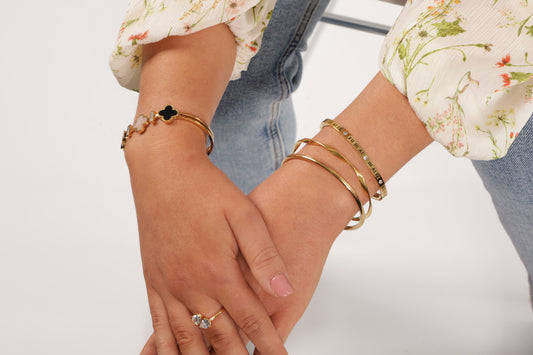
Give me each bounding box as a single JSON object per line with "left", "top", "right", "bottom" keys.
{"left": 283, "top": 153, "right": 365, "bottom": 230}
{"left": 320, "top": 119, "right": 387, "bottom": 200}
{"left": 292, "top": 138, "right": 372, "bottom": 222}
{"left": 121, "top": 105, "right": 214, "bottom": 155}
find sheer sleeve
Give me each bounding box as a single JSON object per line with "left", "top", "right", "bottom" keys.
{"left": 110, "top": 0, "right": 277, "bottom": 91}
{"left": 380, "top": 0, "right": 533, "bottom": 160}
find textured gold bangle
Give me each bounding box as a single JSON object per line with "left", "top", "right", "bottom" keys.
{"left": 121, "top": 105, "right": 214, "bottom": 155}
{"left": 320, "top": 119, "right": 387, "bottom": 200}
{"left": 283, "top": 153, "right": 365, "bottom": 230}
{"left": 292, "top": 138, "right": 372, "bottom": 222}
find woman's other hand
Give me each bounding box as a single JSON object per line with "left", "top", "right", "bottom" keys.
{"left": 127, "top": 24, "right": 292, "bottom": 355}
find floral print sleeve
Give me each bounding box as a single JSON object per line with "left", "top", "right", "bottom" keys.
{"left": 110, "top": 0, "right": 276, "bottom": 91}
{"left": 380, "top": 0, "right": 533, "bottom": 160}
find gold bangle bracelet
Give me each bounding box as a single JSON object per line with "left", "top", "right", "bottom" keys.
{"left": 121, "top": 105, "right": 214, "bottom": 155}
{"left": 283, "top": 153, "right": 365, "bottom": 230}
{"left": 320, "top": 119, "right": 387, "bottom": 200}
{"left": 292, "top": 138, "right": 372, "bottom": 222}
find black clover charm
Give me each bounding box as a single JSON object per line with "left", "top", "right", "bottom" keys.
{"left": 159, "top": 105, "right": 178, "bottom": 122}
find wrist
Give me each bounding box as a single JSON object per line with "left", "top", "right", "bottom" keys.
{"left": 124, "top": 119, "right": 209, "bottom": 171}
{"left": 254, "top": 157, "right": 355, "bottom": 247}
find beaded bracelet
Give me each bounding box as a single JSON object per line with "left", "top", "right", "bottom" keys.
{"left": 320, "top": 119, "right": 387, "bottom": 200}
{"left": 292, "top": 138, "right": 372, "bottom": 223}
{"left": 283, "top": 153, "right": 366, "bottom": 230}
{"left": 121, "top": 105, "right": 214, "bottom": 155}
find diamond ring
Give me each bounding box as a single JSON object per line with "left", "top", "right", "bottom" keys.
{"left": 192, "top": 308, "right": 226, "bottom": 329}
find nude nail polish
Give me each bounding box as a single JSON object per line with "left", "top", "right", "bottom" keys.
{"left": 270, "top": 274, "right": 294, "bottom": 297}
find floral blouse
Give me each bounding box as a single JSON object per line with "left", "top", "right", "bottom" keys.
{"left": 110, "top": 0, "right": 533, "bottom": 160}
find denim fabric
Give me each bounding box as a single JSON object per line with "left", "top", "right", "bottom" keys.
{"left": 472, "top": 113, "right": 533, "bottom": 303}
{"left": 210, "top": 0, "right": 331, "bottom": 195}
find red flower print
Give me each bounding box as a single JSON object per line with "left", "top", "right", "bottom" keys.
{"left": 510, "top": 132, "right": 516, "bottom": 139}
{"left": 118, "top": 22, "right": 127, "bottom": 38}
{"left": 496, "top": 54, "right": 510, "bottom": 68}
{"left": 501, "top": 73, "right": 511, "bottom": 87}
{"left": 129, "top": 31, "right": 149, "bottom": 45}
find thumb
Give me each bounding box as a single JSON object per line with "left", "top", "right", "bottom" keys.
{"left": 226, "top": 200, "right": 294, "bottom": 298}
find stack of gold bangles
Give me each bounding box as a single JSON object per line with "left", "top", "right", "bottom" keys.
{"left": 283, "top": 119, "right": 388, "bottom": 230}
{"left": 121, "top": 110, "right": 385, "bottom": 230}
{"left": 120, "top": 104, "right": 214, "bottom": 154}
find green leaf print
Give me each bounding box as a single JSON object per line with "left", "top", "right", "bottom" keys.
{"left": 432, "top": 19, "right": 466, "bottom": 37}
{"left": 510, "top": 72, "right": 533, "bottom": 83}
{"left": 526, "top": 25, "right": 533, "bottom": 37}
{"left": 398, "top": 42, "right": 408, "bottom": 61}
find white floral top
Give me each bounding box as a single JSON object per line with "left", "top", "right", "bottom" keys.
{"left": 110, "top": 0, "right": 533, "bottom": 160}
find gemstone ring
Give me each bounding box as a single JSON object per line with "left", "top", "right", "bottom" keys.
{"left": 191, "top": 308, "right": 226, "bottom": 329}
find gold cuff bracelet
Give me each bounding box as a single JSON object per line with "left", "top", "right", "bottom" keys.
{"left": 283, "top": 153, "right": 366, "bottom": 230}
{"left": 121, "top": 105, "right": 214, "bottom": 155}
{"left": 292, "top": 138, "right": 372, "bottom": 222}
{"left": 320, "top": 119, "right": 387, "bottom": 200}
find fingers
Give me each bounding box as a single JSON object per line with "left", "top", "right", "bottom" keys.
{"left": 226, "top": 201, "right": 294, "bottom": 298}
{"left": 164, "top": 297, "right": 210, "bottom": 355}
{"left": 251, "top": 313, "right": 294, "bottom": 355}
{"left": 140, "top": 334, "right": 157, "bottom": 355}
{"left": 146, "top": 288, "right": 180, "bottom": 355}
{"left": 196, "top": 304, "right": 249, "bottom": 355}
{"left": 270, "top": 312, "right": 295, "bottom": 343}
{"left": 219, "top": 278, "right": 288, "bottom": 355}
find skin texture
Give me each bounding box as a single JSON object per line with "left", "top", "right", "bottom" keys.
{"left": 136, "top": 72, "right": 434, "bottom": 353}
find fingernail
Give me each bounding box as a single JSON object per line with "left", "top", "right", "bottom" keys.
{"left": 271, "top": 274, "right": 294, "bottom": 297}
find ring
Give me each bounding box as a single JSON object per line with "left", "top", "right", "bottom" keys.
{"left": 191, "top": 308, "right": 226, "bottom": 329}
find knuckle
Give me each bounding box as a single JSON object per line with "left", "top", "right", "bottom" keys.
{"left": 156, "top": 337, "right": 178, "bottom": 352}
{"left": 150, "top": 313, "right": 167, "bottom": 330}
{"left": 174, "top": 329, "right": 195, "bottom": 348}
{"left": 251, "top": 246, "right": 281, "bottom": 272}
{"left": 257, "top": 341, "right": 288, "bottom": 355}
{"left": 239, "top": 314, "right": 264, "bottom": 337}
{"left": 234, "top": 204, "right": 259, "bottom": 222}
{"left": 208, "top": 328, "right": 234, "bottom": 349}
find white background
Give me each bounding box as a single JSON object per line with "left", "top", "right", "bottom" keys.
{"left": 0, "top": 0, "right": 532, "bottom": 354}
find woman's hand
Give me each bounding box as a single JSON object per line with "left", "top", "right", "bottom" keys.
{"left": 241, "top": 156, "right": 354, "bottom": 344}
{"left": 239, "top": 73, "right": 435, "bottom": 343}
{"left": 137, "top": 73, "right": 434, "bottom": 352}
{"left": 138, "top": 155, "right": 344, "bottom": 354}
{"left": 138, "top": 144, "right": 358, "bottom": 353}
{"left": 126, "top": 122, "right": 293, "bottom": 355}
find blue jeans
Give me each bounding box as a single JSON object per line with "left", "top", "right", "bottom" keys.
{"left": 210, "top": 0, "right": 533, "bottom": 303}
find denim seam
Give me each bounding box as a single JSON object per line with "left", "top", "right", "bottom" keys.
{"left": 268, "top": 0, "right": 322, "bottom": 169}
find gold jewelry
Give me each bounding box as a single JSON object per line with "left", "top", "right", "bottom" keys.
{"left": 292, "top": 138, "right": 372, "bottom": 221}
{"left": 321, "top": 119, "right": 387, "bottom": 200}
{"left": 283, "top": 153, "right": 365, "bottom": 230}
{"left": 121, "top": 105, "right": 214, "bottom": 154}
{"left": 191, "top": 307, "right": 226, "bottom": 329}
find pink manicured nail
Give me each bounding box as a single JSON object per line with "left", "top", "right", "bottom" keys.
{"left": 271, "top": 274, "right": 294, "bottom": 297}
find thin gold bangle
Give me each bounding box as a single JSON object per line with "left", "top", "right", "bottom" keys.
{"left": 283, "top": 153, "right": 365, "bottom": 230}
{"left": 121, "top": 105, "right": 214, "bottom": 155}
{"left": 292, "top": 138, "right": 372, "bottom": 221}
{"left": 320, "top": 119, "right": 387, "bottom": 200}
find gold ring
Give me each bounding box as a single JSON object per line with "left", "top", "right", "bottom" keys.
{"left": 192, "top": 308, "right": 226, "bottom": 329}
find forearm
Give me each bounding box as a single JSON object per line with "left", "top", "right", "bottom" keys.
{"left": 243, "top": 73, "right": 434, "bottom": 339}
{"left": 269, "top": 73, "right": 434, "bottom": 246}
{"left": 125, "top": 24, "right": 236, "bottom": 162}
{"left": 124, "top": 25, "right": 294, "bottom": 355}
